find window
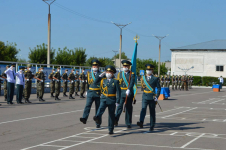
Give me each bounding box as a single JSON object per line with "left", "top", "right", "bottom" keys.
{"left": 216, "top": 65, "right": 224, "bottom": 72}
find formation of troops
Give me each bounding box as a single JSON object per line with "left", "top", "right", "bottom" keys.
{"left": 159, "top": 74, "right": 193, "bottom": 90}
{"left": 0, "top": 60, "right": 196, "bottom": 134}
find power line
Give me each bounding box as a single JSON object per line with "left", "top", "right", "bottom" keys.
{"left": 53, "top": 2, "right": 111, "bottom": 24}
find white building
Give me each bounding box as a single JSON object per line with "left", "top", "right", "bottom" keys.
{"left": 171, "top": 40, "right": 226, "bottom": 77}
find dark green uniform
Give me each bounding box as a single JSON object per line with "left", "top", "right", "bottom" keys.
{"left": 115, "top": 71, "right": 135, "bottom": 127}
{"left": 36, "top": 71, "right": 45, "bottom": 100}
{"left": 160, "top": 76, "right": 164, "bottom": 87}
{"left": 75, "top": 73, "right": 80, "bottom": 95}
{"left": 2, "top": 71, "right": 7, "bottom": 100}
{"left": 172, "top": 75, "right": 175, "bottom": 90}
{"left": 48, "top": 72, "right": 55, "bottom": 96}
{"left": 62, "top": 72, "right": 68, "bottom": 96}
{"left": 178, "top": 76, "right": 181, "bottom": 90}
{"left": 68, "top": 72, "right": 75, "bottom": 95}
{"left": 53, "top": 71, "right": 61, "bottom": 98}
{"left": 81, "top": 71, "right": 102, "bottom": 126}
{"left": 35, "top": 72, "right": 40, "bottom": 98}
{"left": 79, "top": 72, "right": 86, "bottom": 98}
{"left": 24, "top": 70, "right": 33, "bottom": 101}
{"left": 167, "top": 76, "right": 171, "bottom": 88}
{"left": 139, "top": 75, "right": 161, "bottom": 130}
{"left": 95, "top": 76, "right": 121, "bottom": 133}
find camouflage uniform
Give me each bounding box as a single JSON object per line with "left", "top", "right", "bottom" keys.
{"left": 53, "top": 70, "right": 61, "bottom": 100}
{"left": 62, "top": 71, "right": 68, "bottom": 97}
{"left": 48, "top": 71, "right": 55, "bottom": 97}
{"left": 175, "top": 75, "right": 178, "bottom": 90}
{"left": 75, "top": 72, "right": 80, "bottom": 96}
{"left": 79, "top": 71, "right": 86, "bottom": 98}
{"left": 171, "top": 75, "right": 175, "bottom": 90}
{"left": 36, "top": 70, "right": 45, "bottom": 101}
{"left": 2, "top": 70, "right": 7, "bottom": 101}
{"left": 68, "top": 71, "right": 75, "bottom": 99}
{"left": 24, "top": 68, "right": 34, "bottom": 103}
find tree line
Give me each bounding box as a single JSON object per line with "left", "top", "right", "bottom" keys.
{"left": 0, "top": 41, "right": 168, "bottom": 75}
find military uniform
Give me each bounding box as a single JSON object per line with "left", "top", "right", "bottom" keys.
{"left": 53, "top": 70, "right": 61, "bottom": 100}
{"left": 36, "top": 69, "right": 45, "bottom": 101}
{"left": 175, "top": 75, "right": 178, "bottom": 90}
{"left": 74, "top": 72, "right": 80, "bottom": 96}
{"left": 24, "top": 65, "right": 34, "bottom": 103}
{"left": 1, "top": 69, "right": 8, "bottom": 101}
{"left": 171, "top": 75, "right": 175, "bottom": 90}
{"left": 115, "top": 60, "right": 135, "bottom": 128}
{"left": 62, "top": 70, "right": 68, "bottom": 97}
{"left": 160, "top": 76, "right": 164, "bottom": 87}
{"left": 48, "top": 70, "right": 55, "bottom": 97}
{"left": 68, "top": 71, "right": 75, "bottom": 99}
{"left": 137, "top": 64, "right": 161, "bottom": 131}
{"left": 178, "top": 75, "right": 181, "bottom": 90}
{"left": 93, "top": 65, "right": 121, "bottom": 134}
{"left": 164, "top": 75, "right": 167, "bottom": 87}
{"left": 190, "top": 76, "right": 193, "bottom": 89}
{"left": 167, "top": 75, "right": 171, "bottom": 88}
{"left": 79, "top": 70, "right": 86, "bottom": 98}
{"left": 35, "top": 71, "right": 40, "bottom": 98}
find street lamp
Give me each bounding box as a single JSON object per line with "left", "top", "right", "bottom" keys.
{"left": 153, "top": 34, "right": 169, "bottom": 76}
{"left": 42, "top": 0, "right": 56, "bottom": 67}
{"left": 111, "top": 21, "right": 131, "bottom": 71}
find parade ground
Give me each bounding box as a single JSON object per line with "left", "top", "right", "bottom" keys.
{"left": 0, "top": 88, "right": 226, "bottom": 150}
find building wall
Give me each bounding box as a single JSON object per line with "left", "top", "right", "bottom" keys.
{"left": 171, "top": 51, "right": 226, "bottom": 77}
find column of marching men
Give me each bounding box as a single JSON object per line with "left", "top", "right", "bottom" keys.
{"left": 0, "top": 64, "right": 88, "bottom": 105}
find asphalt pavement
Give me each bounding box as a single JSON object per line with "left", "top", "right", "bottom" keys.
{"left": 0, "top": 87, "right": 225, "bottom": 150}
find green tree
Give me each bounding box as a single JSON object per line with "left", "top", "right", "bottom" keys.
{"left": 0, "top": 41, "right": 20, "bottom": 61}
{"left": 85, "top": 57, "right": 114, "bottom": 67}
{"left": 85, "top": 57, "right": 98, "bottom": 66}
{"left": 54, "top": 47, "right": 72, "bottom": 65}
{"left": 17, "top": 58, "right": 27, "bottom": 63}
{"left": 112, "top": 52, "right": 128, "bottom": 59}
{"left": 70, "top": 48, "right": 87, "bottom": 66}
{"left": 28, "top": 43, "right": 55, "bottom": 64}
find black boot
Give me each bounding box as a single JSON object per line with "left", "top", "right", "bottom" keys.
{"left": 69, "top": 94, "right": 75, "bottom": 99}
{"left": 80, "top": 94, "right": 85, "bottom": 98}
{"left": 137, "top": 121, "right": 143, "bottom": 128}
{"left": 114, "top": 117, "right": 118, "bottom": 126}
{"left": 75, "top": 92, "right": 79, "bottom": 96}
{"left": 27, "top": 99, "right": 32, "bottom": 103}
{"left": 80, "top": 118, "right": 87, "bottom": 124}
{"left": 55, "top": 96, "right": 61, "bottom": 100}
{"left": 50, "top": 93, "right": 54, "bottom": 97}
{"left": 63, "top": 93, "right": 68, "bottom": 97}
{"left": 4, "top": 97, "right": 7, "bottom": 101}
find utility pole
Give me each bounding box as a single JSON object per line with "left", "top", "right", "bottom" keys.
{"left": 111, "top": 21, "right": 131, "bottom": 71}
{"left": 43, "top": 0, "right": 56, "bottom": 67}
{"left": 112, "top": 50, "right": 117, "bottom": 66}
{"left": 152, "top": 34, "right": 169, "bottom": 76}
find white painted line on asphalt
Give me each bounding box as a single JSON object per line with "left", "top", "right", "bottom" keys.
{"left": 180, "top": 133, "right": 205, "bottom": 148}
{"left": 209, "top": 99, "right": 225, "bottom": 104}
{"left": 162, "top": 107, "right": 197, "bottom": 118}
{"left": 170, "top": 132, "right": 178, "bottom": 135}
{"left": 0, "top": 109, "right": 93, "bottom": 125}
{"left": 171, "top": 91, "right": 212, "bottom": 98}
{"left": 40, "top": 145, "right": 65, "bottom": 147}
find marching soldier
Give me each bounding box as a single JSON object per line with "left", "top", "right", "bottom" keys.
{"left": 181, "top": 75, "right": 185, "bottom": 90}
{"left": 115, "top": 60, "right": 135, "bottom": 129}
{"left": 48, "top": 69, "right": 55, "bottom": 97}
{"left": 79, "top": 68, "right": 86, "bottom": 98}
{"left": 164, "top": 75, "right": 167, "bottom": 87}
{"left": 93, "top": 65, "right": 121, "bottom": 134}
{"left": 185, "top": 75, "right": 189, "bottom": 91}
{"left": 75, "top": 70, "right": 80, "bottom": 96}
{"left": 62, "top": 69, "right": 68, "bottom": 97}
{"left": 178, "top": 75, "right": 182, "bottom": 90}
{"left": 36, "top": 67, "right": 45, "bottom": 102}
{"left": 175, "top": 75, "right": 178, "bottom": 90}
{"left": 188, "top": 75, "right": 192, "bottom": 89}
{"left": 137, "top": 64, "right": 161, "bottom": 132}
{"left": 171, "top": 75, "right": 175, "bottom": 90}
{"left": 190, "top": 75, "right": 193, "bottom": 89}
{"left": 5, "top": 64, "right": 17, "bottom": 105}
{"left": 80, "top": 59, "right": 102, "bottom": 128}
{"left": 167, "top": 75, "right": 171, "bottom": 88}
{"left": 160, "top": 75, "right": 164, "bottom": 87}
{"left": 1, "top": 65, "right": 9, "bottom": 101}
{"left": 34, "top": 68, "right": 41, "bottom": 99}
{"left": 24, "top": 64, "right": 34, "bottom": 103}
{"left": 53, "top": 67, "right": 61, "bottom": 100}
{"left": 68, "top": 69, "right": 75, "bottom": 99}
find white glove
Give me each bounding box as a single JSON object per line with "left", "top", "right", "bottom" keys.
{"left": 71, "top": 80, "right": 74, "bottom": 83}
{"left": 52, "top": 79, "right": 55, "bottom": 81}
{"left": 57, "top": 80, "right": 59, "bottom": 82}
{"left": 154, "top": 96, "right": 158, "bottom": 101}
{"left": 126, "top": 89, "right": 130, "bottom": 96}
{"left": 27, "top": 79, "right": 29, "bottom": 81}
{"left": 82, "top": 80, "right": 84, "bottom": 82}
{"left": 99, "top": 72, "right": 106, "bottom": 77}
{"left": 115, "top": 103, "right": 119, "bottom": 107}
{"left": 64, "top": 80, "right": 67, "bottom": 82}
{"left": 85, "top": 92, "right": 87, "bottom": 96}
{"left": 41, "top": 80, "right": 43, "bottom": 82}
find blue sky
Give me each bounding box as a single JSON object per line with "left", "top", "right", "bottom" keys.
{"left": 1, "top": 0, "right": 225, "bottom": 62}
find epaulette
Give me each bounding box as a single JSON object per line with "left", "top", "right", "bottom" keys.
{"left": 25, "top": 71, "right": 27, "bottom": 73}
{"left": 114, "top": 78, "right": 119, "bottom": 80}
{"left": 132, "top": 72, "right": 135, "bottom": 74}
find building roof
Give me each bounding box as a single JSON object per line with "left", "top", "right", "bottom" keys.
{"left": 171, "top": 40, "right": 226, "bottom": 51}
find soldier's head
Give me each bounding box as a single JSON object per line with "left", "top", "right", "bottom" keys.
{"left": 10, "top": 64, "right": 16, "bottom": 70}
{"left": 27, "top": 64, "right": 32, "bottom": 70}
{"left": 39, "top": 67, "right": 44, "bottom": 72}
{"left": 72, "top": 69, "right": 75, "bottom": 73}
{"left": 65, "top": 69, "right": 68, "bottom": 73}
{"left": 82, "top": 68, "right": 85, "bottom": 73}
{"left": 52, "top": 69, "right": 55, "bottom": 73}
{"left": 19, "top": 67, "right": 25, "bottom": 73}
{"left": 121, "top": 60, "right": 132, "bottom": 72}
{"left": 57, "top": 67, "right": 60, "bottom": 72}
{"left": 6, "top": 65, "right": 10, "bottom": 69}
{"left": 145, "top": 64, "right": 154, "bottom": 75}
{"left": 105, "top": 65, "right": 116, "bottom": 79}
{"left": 76, "top": 70, "right": 79, "bottom": 74}
{"left": 91, "top": 59, "right": 100, "bottom": 72}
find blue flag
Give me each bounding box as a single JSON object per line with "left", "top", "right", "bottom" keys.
{"left": 131, "top": 39, "right": 138, "bottom": 97}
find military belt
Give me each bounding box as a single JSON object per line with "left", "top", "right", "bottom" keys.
{"left": 102, "top": 93, "right": 116, "bottom": 97}
{"left": 144, "top": 90, "right": 153, "bottom": 93}
{"left": 120, "top": 87, "right": 127, "bottom": 90}
{"left": 89, "top": 88, "right": 101, "bottom": 91}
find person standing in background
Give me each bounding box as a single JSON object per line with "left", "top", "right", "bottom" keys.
{"left": 16, "top": 67, "right": 25, "bottom": 104}
{"left": 75, "top": 70, "right": 80, "bottom": 96}
{"left": 62, "top": 69, "right": 68, "bottom": 97}
{"left": 1, "top": 65, "right": 9, "bottom": 101}
{"left": 79, "top": 68, "right": 86, "bottom": 98}
{"left": 218, "top": 76, "right": 224, "bottom": 89}
{"left": 24, "top": 64, "right": 34, "bottom": 103}
{"left": 48, "top": 69, "right": 56, "bottom": 98}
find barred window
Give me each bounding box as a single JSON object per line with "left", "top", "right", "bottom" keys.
{"left": 216, "top": 65, "right": 224, "bottom": 72}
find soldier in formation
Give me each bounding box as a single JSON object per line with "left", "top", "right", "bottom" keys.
{"left": 75, "top": 70, "right": 80, "bottom": 96}
{"left": 68, "top": 69, "right": 76, "bottom": 99}
{"left": 62, "top": 69, "right": 68, "bottom": 97}
{"left": 167, "top": 75, "right": 171, "bottom": 88}
{"left": 160, "top": 75, "right": 164, "bottom": 87}
{"left": 24, "top": 64, "right": 34, "bottom": 103}
{"left": 48, "top": 69, "right": 55, "bottom": 97}
{"left": 164, "top": 75, "right": 167, "bottom": 87}
{"left": 53, "top": 67, "right": 61, "bottom": 100}
{"left": 171, "top": 75, "right": 175, "bottom": 90}
{"left": 1, "top": 65, "right": 9, "bottom": 101}
{"left": 36, "top": 67, "right": 45, "bottom": 101}
{"left": 175, "top": 75, "right": 178, "bottom": 90}
{"left": 79, "top": 68, "right": 86, "bottom": 98}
